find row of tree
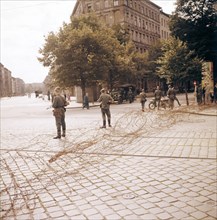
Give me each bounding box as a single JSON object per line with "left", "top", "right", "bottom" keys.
{"left": 38, "top": 0, "right": 217, "bottom": 103}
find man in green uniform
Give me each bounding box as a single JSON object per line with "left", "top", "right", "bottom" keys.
{"left": 167, "top": 85, "right": 176, "bottom": 109}
{"left": 97, "top": 88, "right": 114, "bottom": 128}
{"left": 52, "top": 87, "right": 68, "bottom": 139}
{"left": 154, "top": 86, "right": 162, "bottom": 110}
{"left": 139, "top": 89, "right": 147, "bottom": 112}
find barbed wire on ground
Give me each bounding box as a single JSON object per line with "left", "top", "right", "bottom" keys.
{"left": 0, "top": 105, "right": 216, "bottom": 219}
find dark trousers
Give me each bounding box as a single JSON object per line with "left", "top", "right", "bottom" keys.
{"left": 55, "top": 114, "right": 66, "bottom": 135}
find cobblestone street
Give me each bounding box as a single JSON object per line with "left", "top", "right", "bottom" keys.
{"left": 1, "top": 95, "right": 216, "bottom": 219}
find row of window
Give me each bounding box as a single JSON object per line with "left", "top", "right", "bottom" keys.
{"left": 129, "top": 29, "right": 160, "bottom": 45}
{"left": 161, "top": 18, "right": 169, "bottom": 27}
{"left": 85, "top": 0, "right": 160, "bottom": 22}
{"left": 126, "top": 11, "right": 160, "bottom": 34}
{"left": 124, "top": 0, "right": 160, "bottom": 22}
{"left": 161, "top": 30, "right": 170, "bottom": 39}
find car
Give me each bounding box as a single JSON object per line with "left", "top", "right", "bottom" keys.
{"left": 111, "top": 84, "right": 136, "bottom": 104}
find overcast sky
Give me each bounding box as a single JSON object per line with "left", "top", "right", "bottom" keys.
{"left": 1, "top": 0, "right": 176, "bottom": 83}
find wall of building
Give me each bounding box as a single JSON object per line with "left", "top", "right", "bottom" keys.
{"left": 0, "top": 63, "right": 25, "bottom": 97}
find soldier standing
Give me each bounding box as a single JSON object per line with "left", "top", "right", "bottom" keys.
{"left": 83, "top": 93, "right": 89, "bottom": 109}
{"left": 52, "top": 87, "right": 68, "bottom": 139}
{"left": 97, "top": 88, "right": 114, "bottom": 128}
{"left": 167, "top": 85, "right": 176, "bottom": 109}
{"left": 154, "top": 86, "right": 162, "bottom": 110}
{"left": 139, "top": 89, "right": 147, "bottom": 112}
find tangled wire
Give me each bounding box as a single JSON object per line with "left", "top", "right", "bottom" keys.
{"left": 0, "top": 106, "right": 210, "bottom": 219}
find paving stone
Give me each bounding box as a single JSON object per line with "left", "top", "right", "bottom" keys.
{"left": 149, "top": 207, "right": 164, "bottom": 215}
{"left": 157, "top": 212, "right": 172, "bottom": 219}
{"left": 69, "top": 214, "right": 87, "bottom": 220}
{"left": 190, "top": 211, "right": 208, "bottom": 219}
{"left": 207, "top": 209, "right": 217, "bottom": 218}
{"left": 171, "top": 210, "right": 189, "bottom": 219}
{"left": 140, "top": 213, "right": 158, "bottom": 219}
{"left": 82, "top": 208, "right": 98, "bottom": 216}
{"left": 87, "top": 213, "right": 104, "bottom": 220}
{"left": 65, "top": 209, "right": 81, "bottom": 216}
{"left": 117, "top": 209, "right": 134, "bottom": 216}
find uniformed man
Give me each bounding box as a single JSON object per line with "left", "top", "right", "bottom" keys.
{"left": 167, "top": 85, "right": 176, "bottom": 109}
{"left": 52, "top": 87, "right": 68, "bottom": 139}
{"left": 97, "top": 88, "right": 114, "bottom": 128}
{"left": 139, "top": 89, "right": 147, "bottom": 112}
{"left": 154, "top": 86, "right": 162, "bottom": 110}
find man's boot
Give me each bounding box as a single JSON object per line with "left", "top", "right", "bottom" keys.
{"left": 62, "top": 130, "right": 66, "bottom": 137}
{"left": 100, "top": 120, "right": 106, "bottom": 128}
{"left": 108, "top": 119, "right": 111, "bottom": 127}
{"left": 53, "top": 130, "right": 61, "bottom": 139}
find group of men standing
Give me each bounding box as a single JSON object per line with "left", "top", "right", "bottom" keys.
{"left": 51, "top": 85, "right": 183, "bottom": 139}
{"left": 139, "top": 85, "right": 181, "bottom": 111}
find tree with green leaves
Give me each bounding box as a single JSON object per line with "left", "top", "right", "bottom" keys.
{"left": 38, "top": 14, "right": 127, "bottom": 98}
{"left": 170, "top": 0, "right": 217, "bottom": 82}
{"left": 157, "top": 37, "right": 202, "bottom": 105}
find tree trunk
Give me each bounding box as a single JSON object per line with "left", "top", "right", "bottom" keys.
{"left": 81, "top": 79, "right": 86, "bottom": 102}
{"left": 185, "top": 83, "right": 189, "bottom": 106}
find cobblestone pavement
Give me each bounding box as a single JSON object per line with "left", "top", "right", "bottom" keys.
{"left": 1, "top": 95, "right": 217, "bottom": 220}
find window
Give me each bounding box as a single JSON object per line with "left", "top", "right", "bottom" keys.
{"left": 124, "top": 0, "right": 128, "bottom": 6}
{"left": 138, "top": 18, "right": 141, "bottom": 27}
{"left": 134, "top": 16, "right": 137, "bottom": 26}
{"left": 87, "top": 3, "right": 92, "bottom": 12}
{"left": 105, "top": 0, "right": 109, "bottom": 8}
{"left": 95, "top": 1, "right": 100, "bottom": 10}
{"left": 114, "top": 0, "right": 119, "bottom": 6}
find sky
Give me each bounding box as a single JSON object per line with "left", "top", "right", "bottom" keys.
{"left": 1, "top": 0, "right": 176, "bottom": 84}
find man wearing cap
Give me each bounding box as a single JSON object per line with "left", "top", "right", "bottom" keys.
{"left": 139, "top": 89, "right": 147, "bottom": 112}
{"left": 52, "top": 87, "right": 68, "bottom": 139}
{"left": 167, "top": 85, "right": 176, "bottom": 109}
{"left": 97, "top": 88, "right": 114, "bottom": 128}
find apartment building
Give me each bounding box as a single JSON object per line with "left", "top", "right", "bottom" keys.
{"left": 0, "top": 63, "right": 25, "bottom": 97}
{"left": 72, "top": 0, "right": 170, "bottom": 52}
{"left": 160, "top": 11, "right": 170, "bottom": 40}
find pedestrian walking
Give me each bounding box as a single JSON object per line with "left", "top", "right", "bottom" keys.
{"left": 154, "top": 86, "right": 162, "bottom": 110}
{"left": 173, "top": 87, "right": 181, "bottom": 106}
{"left": 167, "top": 85, "right": 176, "bottom": 109}
{"left": 52, "top": 87, "right": 68, "bottom": 139}
{"left": 97, "top": 88, "right": 114, "bottom": 128}
{"left": 83, "top": 93, "right": 89, "bottom": 109}
{"left": 139, "top": 89, "right": 147, "bottom": 112}
{"left": 47, "top": 90, "right": 51, "bottom": 101}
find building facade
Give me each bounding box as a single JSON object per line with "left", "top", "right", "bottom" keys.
{"left": 160, "top": 11, "right": 170, "bottom": 40}
{"left": 0, "top": 63, "right": 25, "bottom": 97}
{"left": 72, "top": 0, "right": 170, "bottom": 52}
{"left": 0, "top": 63, "right": 12, "bottom": 97}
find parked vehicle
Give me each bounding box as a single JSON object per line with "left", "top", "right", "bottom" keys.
{"left": 111, "top": 84, "right": 136, "bottom": 104}
{"left": 149, "top": 97, "right": 169, "bottom": 110}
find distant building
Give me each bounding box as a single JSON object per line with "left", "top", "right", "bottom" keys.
{"left": 12, "top": 77, "right": 25, "bottom": 96}
{"left": 0, "top": 63, "right": 25, "bottom": 97}
{"left": 0, "top": 63, "right": 12, "bottom": 97}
